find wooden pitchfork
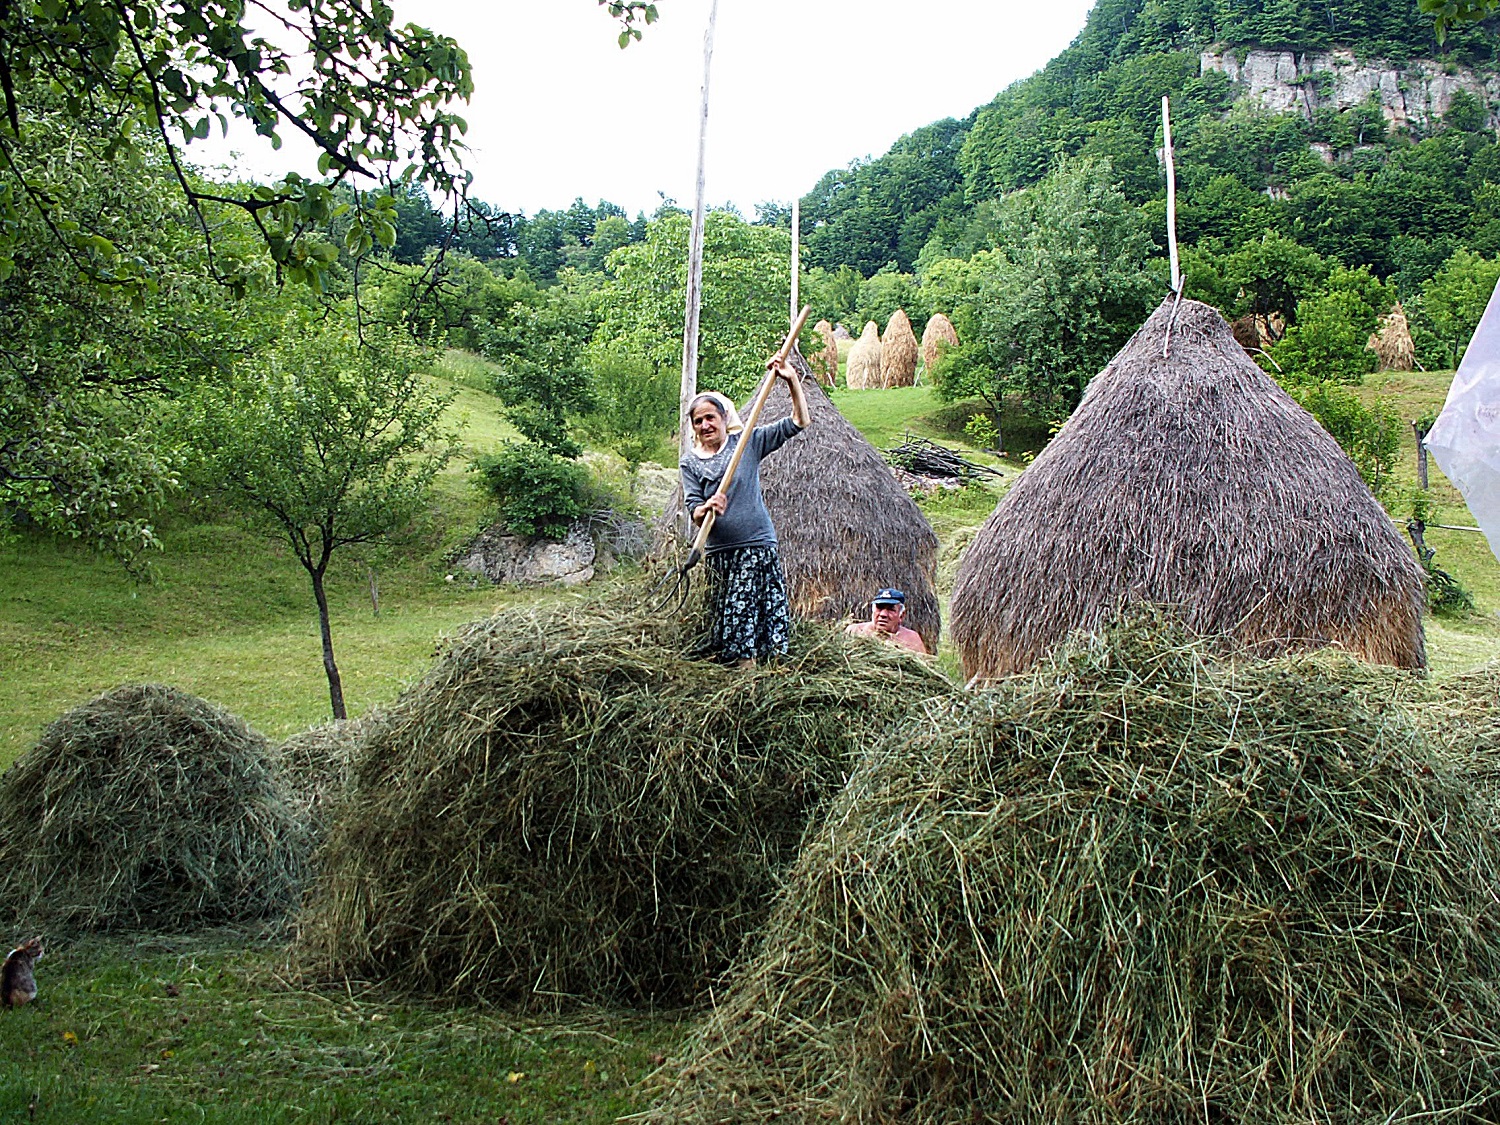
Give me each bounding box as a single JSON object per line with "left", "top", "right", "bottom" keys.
{"left": 654, "top": 305, "right": 812, "bottom": 610}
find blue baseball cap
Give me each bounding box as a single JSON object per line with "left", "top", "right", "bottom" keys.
{"left": 872, "top": 588, "right": 905, "bottom": 606}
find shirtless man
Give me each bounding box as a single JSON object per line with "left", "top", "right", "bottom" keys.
{"left": 846, "top": 588, "right": 928, "bottom": 654}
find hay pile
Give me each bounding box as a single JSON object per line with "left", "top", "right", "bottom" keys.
{"left": 811, "top": 319, "right": 840, "bottom": 386}
{"left": 920, "top": 311, "right": 958, "bottom": 375}
{"left": 296, "top": 598, "right": 952, "bottom": 1009}
{"left": 951, "top": 297, "right": 1426, "bottom": 680}
{"left": 275, "top": 717, "right": 374, "bottom": 846}
{"left": 846, "top": 321, "right": 882, "bottom": 389}
{"left": 643, "top": 616, "right": 1500, "bottom": 1123}
{"left": 880, "top": 309, "right": 918, "bottom": 388}
{"left": 1368, "top": 301, "right": 1417, "bottom": 372}
{"left": 0, "top": 685, "right": 308, "bottom": 931}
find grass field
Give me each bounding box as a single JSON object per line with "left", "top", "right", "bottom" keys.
{"left": 3, "top": 355, "right": 1500, "bottom": 1122}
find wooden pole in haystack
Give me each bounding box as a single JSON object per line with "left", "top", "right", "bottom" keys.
{"left": 680, "top": 0, "right": 720, "bottom": 454}
{"left": 1162, "top": 95, "right": 1180, "bottom": 296}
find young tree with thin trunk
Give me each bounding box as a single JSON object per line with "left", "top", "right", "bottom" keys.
{"left": 187, "top": 319, "right": 456, "bottom": 719}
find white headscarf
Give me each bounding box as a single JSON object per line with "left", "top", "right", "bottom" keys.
{"left": 689, "top": 391, "right": 745, "bottom": 457}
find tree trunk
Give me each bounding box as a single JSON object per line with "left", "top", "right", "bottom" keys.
{"left": 310, "top": 565, "right": 347, "bottom": 720}
{"left": 1413, "top": 420, "right": 1430, "bottom": 490}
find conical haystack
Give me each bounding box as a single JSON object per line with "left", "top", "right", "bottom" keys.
{"left": 810, "top": 319, "right": 839, "bottom": 387}
{"left": 880, "top": 309, "right": 918, "bottom": 388}
{"left": 920, "top": 311, "right": 958, "bottom": 374}
{"left": 295, "top": 597, "right": 952, "bottom": 1009}
{"left": 758, "top": 352, "right": 941, "bottom": 651}
{"left": 845, "top": 321, "right": 882, "bottom": 390}
{"left": 1367, "top": 301, "right": 1417, "bottom": 372}
{"left": 0, "top": 685, "right": 308, "bottom": 931}
{"left": 642, "top": 617, "right": 1500, "bottom": 1123}
{"left": 951, "top": 297, "right": 1426, "bottom": 681}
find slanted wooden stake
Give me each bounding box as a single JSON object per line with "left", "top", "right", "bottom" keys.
{"left": 680, "top": 0, "right": 720, "bottom": 453}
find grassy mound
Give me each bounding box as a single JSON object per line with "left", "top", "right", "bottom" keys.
{"left": 645, "top": 616, "right": 1500, "bottom": 1123}
{"left": 0, "top": 684, "right": 308, "bottom": 931}
{"left": 295, "top": 598, "right": 953, "bottom": 1009}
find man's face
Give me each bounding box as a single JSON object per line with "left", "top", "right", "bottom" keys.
{"left": 871, "top": 601, "right": 904, "bottom": 634}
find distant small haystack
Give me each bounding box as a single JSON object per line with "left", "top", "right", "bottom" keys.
{"left": 950, "top": 297, "right": 1426, "bottom": 681}
{"left": 295, "top": 600, "right": 951, "bottom": 1009}
{"left": 0, "top": 685, "right": 307, "bottom": 931}
{"left": 1231, "top": 311, "right": 1285, "bottom": 354}
{"left": 810, "top": 319, "right": 839, "bottom": 387}
{"left": 759, "top": 352, "right": 942, "bottom": 651}
{"left": 1368, "top": 301, "right": 1417, "bottom": 372}
{"left": 845, "top": 321, "right": 882, "bottom": 390}
{"left": 920, "top": 311, "right": 959, "bottom": 375}
{"left": 880, "top": 309, "right": 918, "bottom": 388}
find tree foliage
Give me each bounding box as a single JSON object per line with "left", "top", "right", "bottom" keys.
{"left": 593, "top": 211, "right": 799, "bottom": 400}
{"left": 184, "top": 320, "right": 456, "bottom": 719}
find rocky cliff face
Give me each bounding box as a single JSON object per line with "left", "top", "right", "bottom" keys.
{"left": 1200, "top": 48, "right": 1500, "bottom": 133}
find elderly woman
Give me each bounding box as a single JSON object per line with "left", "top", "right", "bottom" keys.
{"left": 680, "top": 358, "right": 810, "bottom": 668}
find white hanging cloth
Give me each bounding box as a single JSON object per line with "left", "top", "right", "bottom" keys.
{"left": 1427, "top": 277, "right": 1500, "bottom": 562}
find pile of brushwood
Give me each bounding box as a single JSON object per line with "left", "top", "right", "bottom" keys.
{"left": 643, "top": 613, "right": 1500, "bottom": 1124}
{"left": 0, "top": 685, "right": 308, "bottom": 931}
{"left": 295, "top": 596, "right": 952, "bottom": 1009}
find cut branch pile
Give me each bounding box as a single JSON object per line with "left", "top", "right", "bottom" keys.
{"left": 885, "top": 433, "right": 1001, "bottom": 480}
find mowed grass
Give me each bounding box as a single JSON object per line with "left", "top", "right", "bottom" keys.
{"left": 0, "top": 932, "right": 682, "bottom": 1124}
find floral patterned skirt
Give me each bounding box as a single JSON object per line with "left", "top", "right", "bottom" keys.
{"left": 700, "top": 545, "right": 791, "bottom": 662}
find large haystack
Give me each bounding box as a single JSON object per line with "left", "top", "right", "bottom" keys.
{"left": 920, "top": 311, "right": 958, "bottom": 375}
{"left": 295, "top": 598, "right": 952, "bottom": 1009}
{"left": 643, "top": 616, "right": 1500, "bottom": 1123}
{"left": 758, "top": 352, "right": 941, "bottom": 651}
{"left": 845, "top": 321, "right": 882, "bottom": 390}
{"left": 810, "top": 319, "right": 839, "bottom": 387}
{"left": 880, "top": 309, "right": 918, "bottom": 388}
{"left": 0, "top": 685, "right": 307, "bottom": 931}
{"left": 951, "top": 298, "right": 1426, "bottom": 681}
{"left": 1368, "top": 301, "right": 1417, "bottom": 372}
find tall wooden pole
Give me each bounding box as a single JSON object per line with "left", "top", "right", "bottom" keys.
{"left": 680, "top": 0, "right": 720, "bottom": 452}
{"left": 790, "top": 196, "right": 800, "bottom": 327}
{"left": 1162, "top": 95, "right": 1180, "bottom": 294}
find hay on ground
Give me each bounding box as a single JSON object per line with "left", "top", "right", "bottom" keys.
{"left": 951, "top": 297, "right": 1426, "bottom": 681}
{"left": 643, "top": 614, "right": 1500, "bottom": 1123}
{"left": 810, "top": 320, "right": 839, "bottom": 387}
{"left": 920, "top": 311, "right": 958, "bottom": 376}
{"left": 0, "top": 685, "right": 308, "bottom": 932}
{"left": 295, "top": 598, "right": 952, "bottom": 1009}
{"left": 845, "top": 321, "right": 882, "bottom": 390}
{"left": 1368, "top": 301, "right": 1417, "bottom": 372}
{"left": 880, "top": 309, "right": 918, "bottom": 388}
{"left": 275, "top": 716, "right": 376, "bottom": 847}
{"left": 758, "top": 351, "right": 942, "bottom": 651}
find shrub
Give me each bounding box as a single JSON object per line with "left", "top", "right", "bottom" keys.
{"left": 1286, "top": 380, "right": 1401, "bottom": 497}
{"left": 472, "top": 441, "right": 591, "bottom": 539}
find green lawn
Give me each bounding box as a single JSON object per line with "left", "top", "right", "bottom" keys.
{"left": 0, "top": 933, "right": 681, "bottom": 1124}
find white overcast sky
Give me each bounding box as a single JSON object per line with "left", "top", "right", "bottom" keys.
{"left": 195, "top": 0, "right": 1098, "bottom": 218}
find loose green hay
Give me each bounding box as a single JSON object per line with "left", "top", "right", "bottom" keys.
{"left": 0, "top": 684, "right": 309, "bottom": 932}
{"left": 296, "top": 597, "right": 953, "bottom": 1009}
{"left": 275, "top": 716, "right": 376, "bottom": 846}
{"left": 643, "top": 614, "right": 1500, "bottom": 1124}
